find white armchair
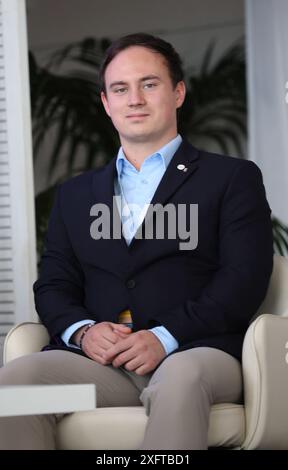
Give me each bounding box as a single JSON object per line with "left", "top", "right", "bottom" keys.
{"left": 3, "top": 255, "right": 288, "bottom": 449}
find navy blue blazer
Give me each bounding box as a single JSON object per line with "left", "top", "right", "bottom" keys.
{"left": 34, "top": 140, "right": 273, "bottom": 361}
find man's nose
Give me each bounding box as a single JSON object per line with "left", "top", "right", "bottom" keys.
{"left": 127, "top": 87, "right": 145, "bottom": 106}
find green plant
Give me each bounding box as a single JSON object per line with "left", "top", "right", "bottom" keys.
{"left": 179, "top": 41, "right": 247, "bottom": 157}
{"left": 35, "top": 184, "right": 57, "bottom": 258}
{"left": 272, "top": 217, "right": 288, "bottom": 256}
{"left": 30, "top": 38, "right": 118, "bottom": 180}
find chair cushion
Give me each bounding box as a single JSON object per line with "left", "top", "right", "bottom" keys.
{"left": 56, "top": 403, "right": 245, "bottom": 450}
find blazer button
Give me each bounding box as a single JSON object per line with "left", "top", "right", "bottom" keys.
{"left": 126, "top": 279, "right": 136, "bottom": 289}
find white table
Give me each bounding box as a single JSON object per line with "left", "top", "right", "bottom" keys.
{"left": 0, "top": 384, "right": 96, "bottom": 417}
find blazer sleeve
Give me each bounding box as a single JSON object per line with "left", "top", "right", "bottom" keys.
{"left": 152, "top": 161, "right": 274, "bottom": 346}
{"left": 33, "top": 185, "right": 90, "bottom": 337}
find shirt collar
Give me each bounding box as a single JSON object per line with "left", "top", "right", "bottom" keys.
{"left": 116, "top": 134, "right": 182, "bottom": 177}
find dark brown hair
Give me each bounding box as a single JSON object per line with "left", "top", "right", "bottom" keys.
{"left": 99, "top": 32, "right": 184, "bottom": 93}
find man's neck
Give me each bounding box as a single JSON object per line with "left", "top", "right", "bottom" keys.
{"left": 121, "top": 134, "right": 178, "bottom": 171}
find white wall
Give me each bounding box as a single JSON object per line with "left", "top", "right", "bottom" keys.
{"left": 246, "top": 0, "right": 288, "bottom": 224}
{"left": 27, "top": 0, "right": 244, "bottom": 70}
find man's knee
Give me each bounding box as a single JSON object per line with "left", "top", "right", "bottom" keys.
{"left": 0, "top": 352, "right": 53, "bottom": 385}
{"left": 140, "top": 350, "right": 205, "bottom": 408}
{"left": 150, "top": 350, "right": 205, "bottom": 388}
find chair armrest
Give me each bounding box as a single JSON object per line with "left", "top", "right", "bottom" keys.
{"left": 241, "top": 314, "right": 288, "bottom": 449}
{"left": 3, "top": 322, "right": 49, "bottom": 365}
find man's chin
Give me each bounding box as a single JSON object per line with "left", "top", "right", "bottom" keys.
{"left": 122, "top": 130, "right": 162, "bottom": 144}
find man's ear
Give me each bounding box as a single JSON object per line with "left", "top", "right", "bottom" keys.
{"left": 175, "top": 81, "right": 186, "bottom": 109}
{"left": 101, "top": 91, "right": 111, "bottom": 117}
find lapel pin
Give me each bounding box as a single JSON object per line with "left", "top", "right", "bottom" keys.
{"left": 177, "top": 164, "right": 188, "bottom": 172}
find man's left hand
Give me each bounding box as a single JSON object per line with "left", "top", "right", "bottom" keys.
{"left": 103, "top": 330, "right": 166, "bottom": 375}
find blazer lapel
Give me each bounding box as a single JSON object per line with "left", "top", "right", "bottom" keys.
{"left": 91, "top": 156, "right": 116, "bottom": 215}
{"left": 130, "top": 140, "right": 200, "bottom": 245}
{"left": 91, "top": 140, "right": 200, "bottom": 252}
{"left": 150, "top": 139, "right": 199, "bottom": 207}
{"left": 91, "top": 157, "right": 131, "bottom": 269}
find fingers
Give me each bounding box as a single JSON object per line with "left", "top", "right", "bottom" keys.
{"left": 102, "top": 324, "right": 132, "bottom": 344}
{"left": 106, "top": 337, "right": 138, "bottom": 368}
{"left": 109, "top": 330, "right": 166, "bottom": 374}
{"left": 112, "top": 324, "right": 132, "bottom": 334}
{"left": 80, "top": 323, "right": 115, "bottom": 361}
{"left": 90, "top": 353, "right": 110, "bottom": 366}
{"left": 80, "top": 322, "right": 133, "bottom": 365}
{"left": 103, "top": 323, "right": 132, "bottom": 343}
{"left": 81, "top": 336, "right": 111, "bottom": 363}
{"left": 134, "top": 364, "right": 150, "bottom": 376}
{"left": 102, "top": 330, "right": 122, "bottom": 345}
{"left": 123, "top": 357, "right": 144, "bottom": 372}
{"left": 114, "top": 331, "right": 132, "bottom": 340}
{"left": 112, "top": 322, "right": 131, "bottom": 330}
{"left": 96, "top": 336, "right": 117, "bottom": 350}
{"left": 111, "top": 349, "right": 135, "bottom": 368}
{"left": 89, "top": 322, "right": 130, "bottom": 345}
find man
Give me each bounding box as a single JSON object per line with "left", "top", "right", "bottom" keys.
{"left": 0, "top": 33, "right": 273, "bottom": 449}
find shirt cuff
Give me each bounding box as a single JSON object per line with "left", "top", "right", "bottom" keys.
{"left": 149, "top": 326, "right": 179, "bottom": 355}
{"left": 61, "top": 320, "right": 96, "bottom": 349}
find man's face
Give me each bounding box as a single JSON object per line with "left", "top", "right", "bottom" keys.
{"left": 101, "top": 46, "right": 185, "bottom": 147}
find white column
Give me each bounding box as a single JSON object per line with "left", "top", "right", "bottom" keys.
{"left": 0, "top": 0, "right": 37, "bottom": 358}
{"left": 245, "top": 0, "right": 288, "bottom": 223}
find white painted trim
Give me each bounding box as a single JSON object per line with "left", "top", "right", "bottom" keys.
{"left": 2, "top": 0, "right": 37, "bottom": 323}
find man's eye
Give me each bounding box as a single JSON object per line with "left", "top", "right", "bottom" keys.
{"left": 143, "top": 83, "right": 157, "bottom": 89}
{"left": 114, "top": 88, "right": 127, "bottom": 94}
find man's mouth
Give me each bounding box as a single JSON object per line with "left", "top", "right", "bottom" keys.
{"left": 126, "top": 114, "right": 149, "bottom": 119}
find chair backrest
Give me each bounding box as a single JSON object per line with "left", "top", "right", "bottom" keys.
{"left": 256, "top": 255, "right": 288, "bottom": 317}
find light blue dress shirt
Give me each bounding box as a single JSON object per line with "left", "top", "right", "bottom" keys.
{"left": 62, "top": 135, "right": 182, "bottom": 355}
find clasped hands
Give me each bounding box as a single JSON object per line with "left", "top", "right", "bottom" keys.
{"left": 76, "top": 322, "right": 166, "bottom": 376}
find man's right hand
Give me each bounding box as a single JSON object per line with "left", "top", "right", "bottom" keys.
{"left": 72, "top": 322, "right": 132, "bottom": 364}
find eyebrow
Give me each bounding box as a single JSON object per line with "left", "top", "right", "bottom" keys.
{"left": 108, "top": 75, "right": 161, "bottom": 90}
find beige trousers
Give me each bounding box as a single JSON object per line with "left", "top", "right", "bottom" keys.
{"left": 0, "top": 347, "right": 242, "bottom": 450}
